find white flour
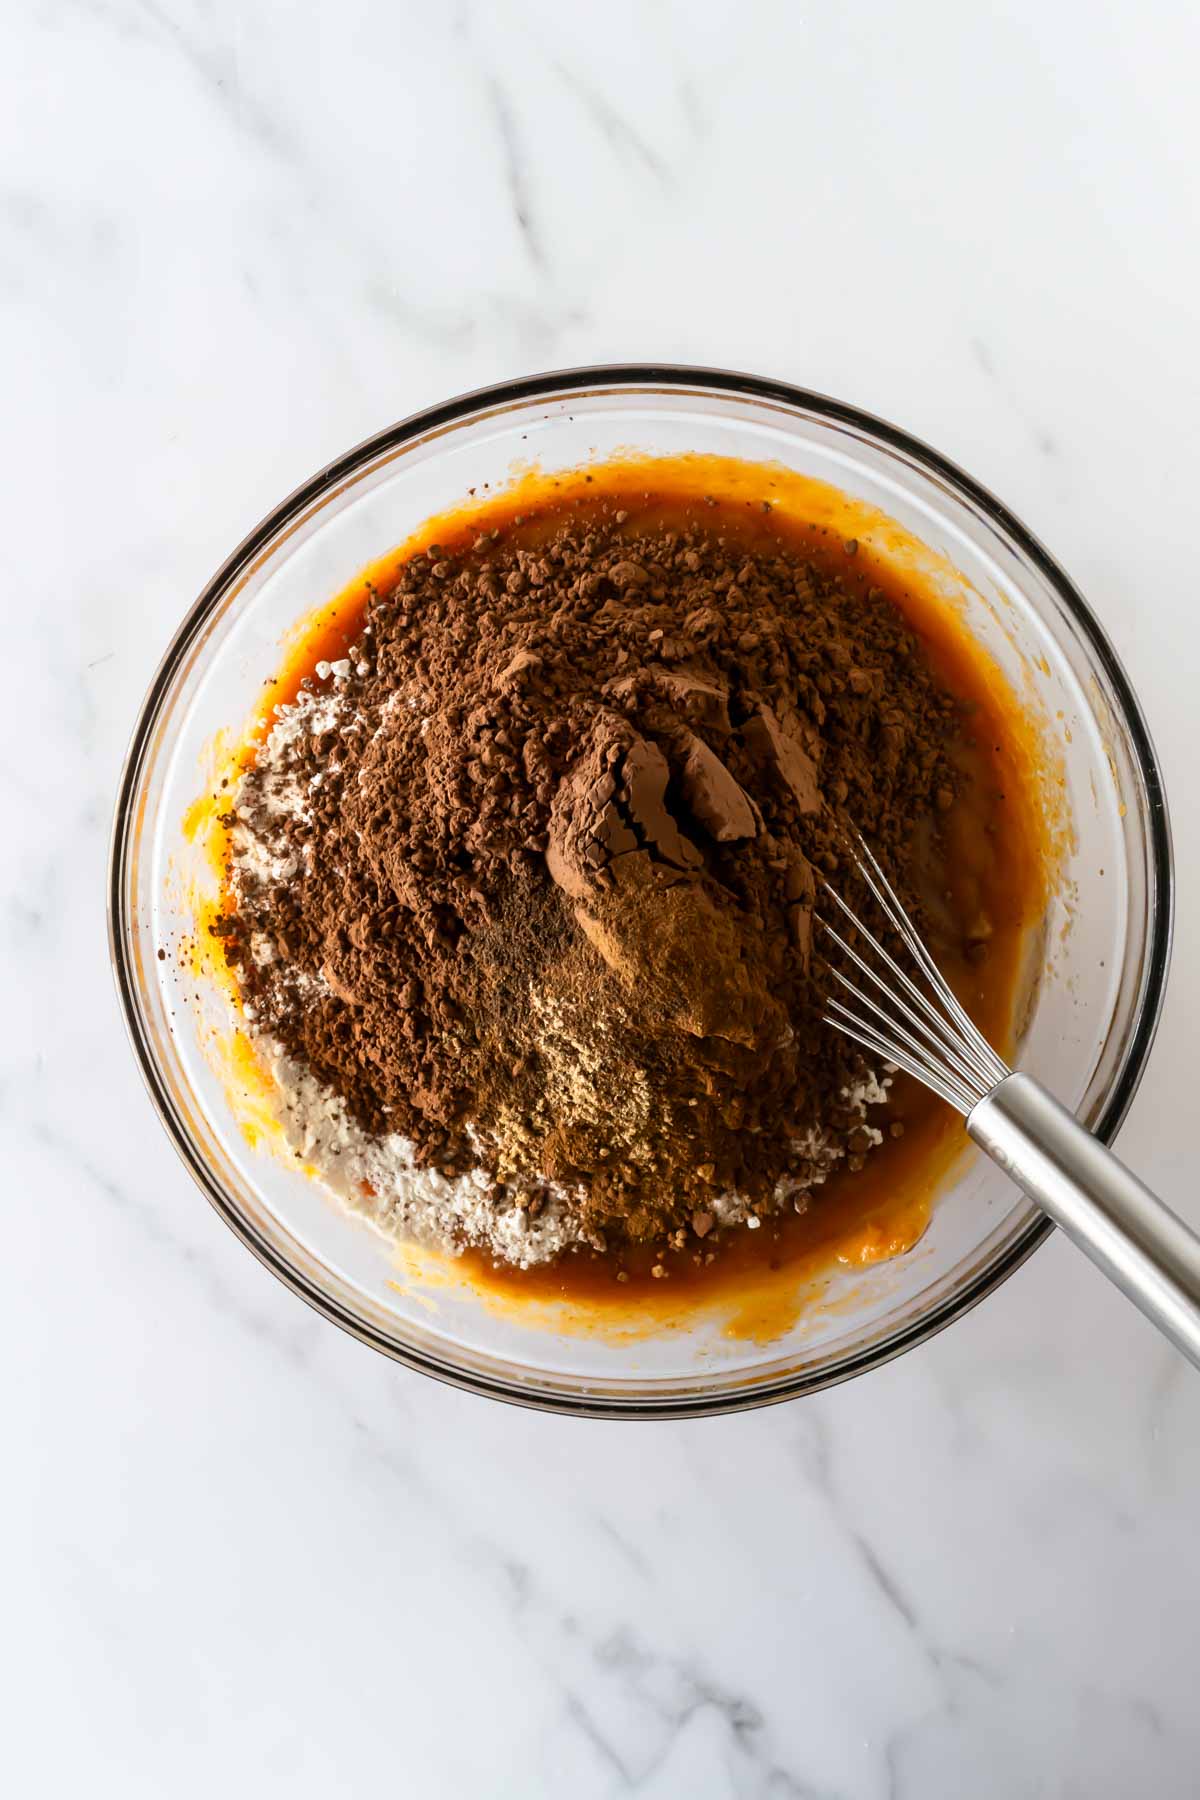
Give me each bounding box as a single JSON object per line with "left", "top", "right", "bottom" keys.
{"left": 265, "top": 1046, "right": 588, "bottom": 1269}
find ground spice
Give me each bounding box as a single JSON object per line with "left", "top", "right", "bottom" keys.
{"left": 220, "top": 491, "right": 963, "bottom": 1259}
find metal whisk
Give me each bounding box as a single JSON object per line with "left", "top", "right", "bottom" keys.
{"left": 819, "top": 830, "right": 1200, "bottom": 1372}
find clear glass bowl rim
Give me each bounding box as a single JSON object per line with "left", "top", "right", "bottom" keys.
{"left": 107, "top": 363, "right": 1175, "bottom": 1418}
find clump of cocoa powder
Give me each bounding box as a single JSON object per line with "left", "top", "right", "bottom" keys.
{"left": 221, "top": 495, "right": 960, "bottom": 1254}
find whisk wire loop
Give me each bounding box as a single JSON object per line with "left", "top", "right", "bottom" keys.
{"left": 845, "top": 833, "right": 1009, "bottom": 1089}
{"left": 824, "top": 996, "right": 978, "bottom": 1112}
{"left": 819, "top": 908, "right": 993, "bottom": 1103}
{"left": 818, "top": 827, "right": 1010, "bottom": 1117}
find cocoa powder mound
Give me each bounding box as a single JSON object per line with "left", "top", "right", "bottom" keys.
{"left": 222, "top": 498, "right": 961, "bottom": 1253}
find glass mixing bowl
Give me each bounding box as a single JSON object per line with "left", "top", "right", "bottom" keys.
{"left": 108, "top": 366, "right": 1173, "bottom": 1417}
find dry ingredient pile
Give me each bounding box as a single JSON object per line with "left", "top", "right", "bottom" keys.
{"left": 216, "top": 494, "right": 964, "bottom": 1274}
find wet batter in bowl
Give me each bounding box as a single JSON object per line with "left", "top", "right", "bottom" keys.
{"left": 202, "top": 457, "right": 1046, "bottom": 1306}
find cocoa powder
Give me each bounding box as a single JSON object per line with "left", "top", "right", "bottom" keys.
{"left": 221, "top": 494, "right": 962, "bottom": 1255}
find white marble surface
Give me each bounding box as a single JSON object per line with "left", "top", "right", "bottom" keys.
{"left": 6, "top": 2, "right": 1200, "bottom": 1793}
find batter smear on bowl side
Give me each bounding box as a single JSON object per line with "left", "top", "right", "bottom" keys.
{"left": 206, "top": 460, "right": 1045, "bottom": 1296}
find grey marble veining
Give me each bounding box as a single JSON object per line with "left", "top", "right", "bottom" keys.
{"left": 5, "top": 1, "right": 1200, "bottom": 1794}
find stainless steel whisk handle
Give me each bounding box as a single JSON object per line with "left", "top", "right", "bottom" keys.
{"left": 968, "top": 1073, "right": 1200, "bottom": 1370}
